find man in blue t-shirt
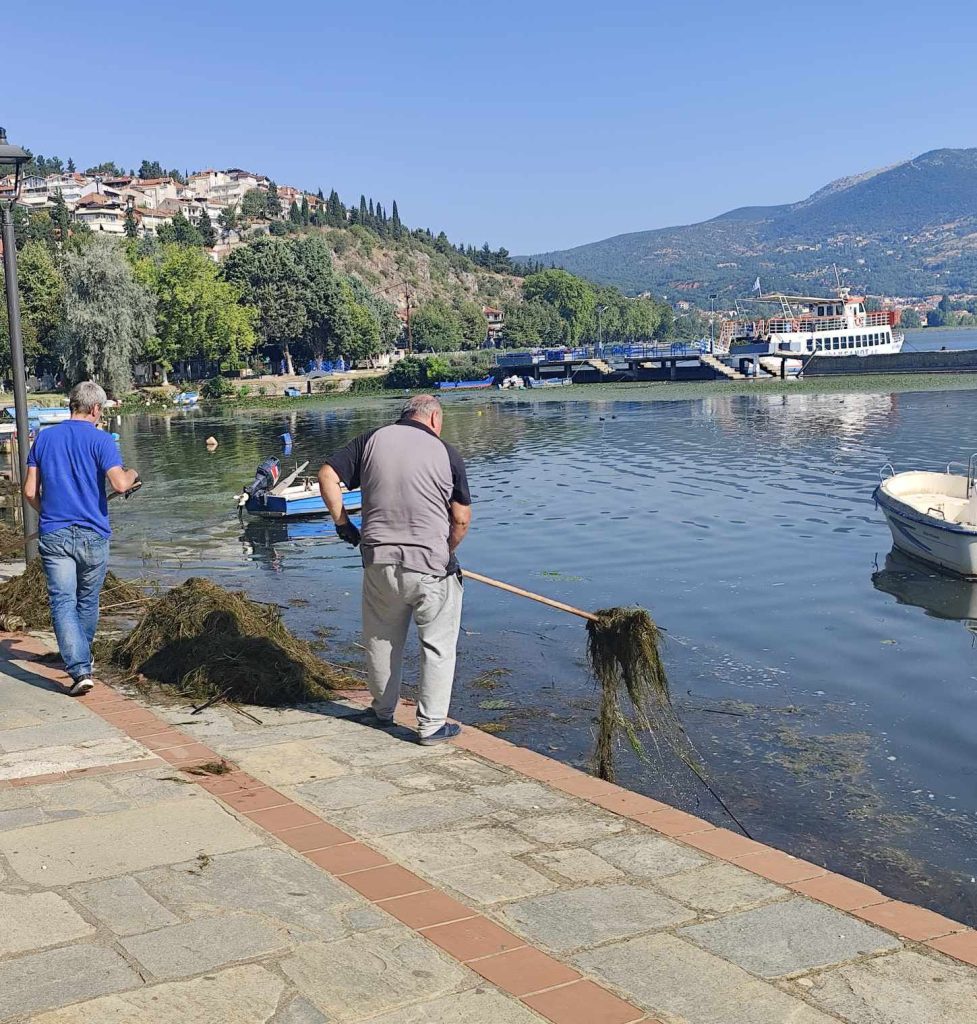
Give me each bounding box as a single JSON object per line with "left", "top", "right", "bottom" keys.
{"left": 23, "top": 381, "right": 140, "bottom": 696}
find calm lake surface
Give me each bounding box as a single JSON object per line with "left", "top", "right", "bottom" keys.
{"left": 104, "top": 381, "right": 977, "bottom": 925}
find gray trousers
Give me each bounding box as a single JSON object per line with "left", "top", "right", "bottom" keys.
{"left": 362, "top": 563, "right": 463, "bottom": 737}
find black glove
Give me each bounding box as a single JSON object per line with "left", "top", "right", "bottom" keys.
{"left": 446, "top": 553, "right": 461, "bottom": 577}
{"left": 335, "top": 520, "right": 361, "bottom": 547}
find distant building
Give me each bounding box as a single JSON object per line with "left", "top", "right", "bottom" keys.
{"left": 483, "top": 306, "right": 505, "bottom": 345}
{"left": 74, "top": 193, "right": 126, "bottom": 234}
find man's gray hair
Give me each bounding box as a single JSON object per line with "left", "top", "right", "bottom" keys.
{"left": 68, "top": 381, "right": 108, "bottom": 414}
{"left": 401, "top": 394, "right": 442, "bottom": 421}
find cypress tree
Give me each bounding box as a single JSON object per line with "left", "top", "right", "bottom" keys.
{"left": 391, "top": 200, "right": 402, "bottom": 236}
{"left": 198, "top": 208, "right": 217, "bottom": 247}
{"left": 359, "top": 195, "right": 368, "bottom": 221}
{"left": 301, "top": 195, "right": 310, "bottom": 225}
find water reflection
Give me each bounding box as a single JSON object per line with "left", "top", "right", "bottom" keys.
{"left": 872, "top": 547, "right": 977, "bottom": 635}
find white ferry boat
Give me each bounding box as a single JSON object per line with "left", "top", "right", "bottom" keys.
{"left": 717, "top": 288, "right": 904, "bottom": 358}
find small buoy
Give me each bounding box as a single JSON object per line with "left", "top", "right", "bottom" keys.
{"left": 205, "top": 436, "right": 218, "bottom": 449}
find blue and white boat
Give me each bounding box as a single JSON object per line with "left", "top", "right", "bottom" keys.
{"left": 238, "top": 458, "right": 362, "bottom": 519}
{"left": 436, "top": 376, "right": 495, "bottom": 390}
{"left": 874, "top": 456, "right": 977, "bottom": 578}
{"left": 173, "top": 391, "right": 199, "bottom": 407}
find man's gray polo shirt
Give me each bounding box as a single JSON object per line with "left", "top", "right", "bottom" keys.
{"left": 325, "top": 418, "right": 471, "bottom": 576}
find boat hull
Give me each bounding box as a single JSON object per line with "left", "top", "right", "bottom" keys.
{"left": 436, "top": 376, "right": 495, "bottom": 390}
{"left": 874, "top": 484, "right": 977, "bottom": 578}
{"left": 245, "top": 487, "right": 362, "bottom": 519}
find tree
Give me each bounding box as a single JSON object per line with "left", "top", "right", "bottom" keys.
{"left": 289, "top": 200, "right": 302, "bottom": 225}
{"left": 411, "top": 301, "right": 464, "bottom": 352}
{"left": 84, "top": 161, "right": 124, "bottom": 177}
{"left": 522, "top": 269, "right": 597, "bottom": 343}
{"left": 345, "top": 275, "right": 400, "bottom": 348}
{"left": 66, "top": 157, "right": 76, "bottom": 173}
{"left": 457, "top": 300, "right": 488, "bottom": 349}
{"left": 0, "top": 241, "right": 64, "bottom": 372}
{"left": 198, "top": 208, "right": 217, "bottom": 247}
{"left": 218, "top": 205, "right": 239, "bottom": 236}
{"left": 156, "top": 210, "right": 202, "bottom": 247}
{"left": 222, "top": 238, "right": 309, "bottom": 375}
{"left": 265, "top": 182, "right": 282, "bottom": 219}
{"left": 391, "top": 200, "right": 402, "bottom": 236}
{"left": 136, "top": 243, "right": 256, "bottom": 381}
{"left": 50, "top": 190, "right": 73, "bottom": 249}
{"left": 56, "top": 238, "right": 155, "bottom": 393}
{"left": 899, "top": 307, "right": 922, "bottom": 329}
{"left": 124, "top": 206, "right": 139, "bottom": 239}
{"left": 138, "top": 159, "right": 165, "bottom": 180}
{"left": 240, "top": 189, "right": 268, "bottom": 221}
{"left": 300, "top": 195, "right": 310, "bottom": 226}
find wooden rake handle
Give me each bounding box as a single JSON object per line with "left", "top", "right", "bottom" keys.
{"left": 461, "top": 569, "right": 599, "bottom": 622}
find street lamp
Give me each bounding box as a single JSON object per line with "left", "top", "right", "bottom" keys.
{"left": 0, "top": 127, "right": 39, "bottom": 560}
{"left": 596, "top": 304, "right": 608, "bottom": 354}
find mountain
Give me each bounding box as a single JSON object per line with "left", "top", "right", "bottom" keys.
{"left": 527, "top": 149, "right": 977, "bottom": 299}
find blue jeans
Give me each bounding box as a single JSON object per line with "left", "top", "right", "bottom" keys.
{"left": 38, "top": 526, "right": 109, "bottom": 681}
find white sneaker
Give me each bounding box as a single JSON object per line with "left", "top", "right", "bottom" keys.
{"left": 68, "top": 678, "right": 94, "bottom": 697}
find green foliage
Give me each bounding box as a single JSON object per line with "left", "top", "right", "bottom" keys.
{"left": 56, "top": 238, "right": 156, "bottom": 394}
{"left": 201, "top": 375, "right": 235, "bottom": 399}
{"left": 899, "top": 308, "right": 922, "bottom": 328}
{"left": 0, "top": 241, "right": 65, "bottom": 372}
{"left": 240, "top": 189, "right": 268, "bottom": 220}
{"left": 348, "top": 374, "right": 387, "bottom": 395}
{"left": 197, "top": 209, "right": 217, "bottom": 248}
{"left": 386, "top": 356, "right": 427, "bottom": 388}
{"left": 156, "top": 211, "right": 202, "bottom": 247}
{"left": 411, "top": 300, "right": 464, "bottom": 352}
{"left": 135, "top": 244, "right": 257, "bottom": 378}
{"left": 523, "top": 270, "right": 595, "bottom": 344}
{"left": 124, "top": 206, "right": 139, "bottom": 239}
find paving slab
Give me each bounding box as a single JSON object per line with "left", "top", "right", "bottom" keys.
{"left": 0, "top": 735, "right": 148, "bottom": 780}
{"left": 680, "top": 897, "right": 902, "bottom": 978}
{"left": 472, "top": 780, "right": 576, "bottom": 811}
{"left": 0, "top": 804, "right": 47, "bottom": 830}
{"left": 437, "top": 854, "right": 558, "bottom": 904}
{"left": 363, "top": 988, "right": 545, "bottom": 1023}
{"left": 296, "top": 774, "right": 400, "bottom": 810}
{"left": 801, "top": 948, "right": 977, "bottom": 1023}
{"left": 0, "top": 715, "right": 120, "bottom": 753}
{"left": 527, "top": 847, "right": 624, "bottom": 883}
{"left": 280, "top": 927, "right": 470, "bottom": 1021}
{"left": 230, "top": 739, "right": 347, "bottom": 786}
{"left": 122, "top": 912, "right": 293, "bottom": 979}
{"left": 331, "top": 790, "right": 489, "bottom": 837}
{"left": 575, "top": 932, "right": 837, "bottom": 1024}
{"left": 502, "top": 883, "right": 696, "bottom": 952}
{"left": 372, "top": 826, "right": 537, "bottom": 874}
{"left": 508, "top": 809, "right": 628, "bottom": 845}
{"left": 0, "top": 794, "right": 262, "bottom": 884}
{"left": 271, "top": 995, "right": 330, "bottom": 1024}
{"left": 0, "top": 891, "right": 94, "bottom": 955}
{"left": 592, "top": 833, "right": 709, "bottom": 879}
{"left": 69, "top": 875, "right": 180, "bottom": 935}
{"left": 0, "top": 943, "right": 141, "bottom": 1020}
{"left": 655, "top": 861, "right": 786, "bottom": 914}
{"left": 137, "top": 847, "right": 351, "bottom": 937}
{"left": 29, "top": 963, "right": 284, "bottom": 1024}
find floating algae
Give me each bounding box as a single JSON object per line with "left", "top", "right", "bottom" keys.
{"left": 587, "top": 606, "right": 679, "bottom": 782}
{"left": 110, "top": 577, "right": 362, "bottom": 705}
{"left": 0, "top": 560, "right": 144, "bottom": 630}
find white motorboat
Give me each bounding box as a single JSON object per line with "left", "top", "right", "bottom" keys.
{"left": 874, "top": 456, "right": 977, "bottom": 578}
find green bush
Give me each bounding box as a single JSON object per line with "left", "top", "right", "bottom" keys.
{"left": 386, "top": 356, "right": 427, "bottom": 389}
{"left": 349, "top": 375, "right": 388, "bottom": 395}
{"left": 202, "top": 376, "right": 235, "bottom": 400}
{"left": 238, "top": 385, "right": 252, "bottom": 399}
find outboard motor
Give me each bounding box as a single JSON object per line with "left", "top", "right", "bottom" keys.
{"left": 244, "top": 457, "right": 281, "bottom": 502}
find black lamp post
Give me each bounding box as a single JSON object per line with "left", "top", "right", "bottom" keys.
{"left": 0, "top": 127, "right": 39, "bottom": 561}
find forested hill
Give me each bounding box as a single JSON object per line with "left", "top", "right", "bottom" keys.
{"left": 527, "top": 148, "right": 977, "bottom": 299}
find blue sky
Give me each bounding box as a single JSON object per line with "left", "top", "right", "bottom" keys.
{"left": 8, "top": 1, "right": 977, "bottom": 253}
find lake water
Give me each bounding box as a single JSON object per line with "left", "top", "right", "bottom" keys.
{"left": 95, "top": 380, "right": 977, "bottom": 926}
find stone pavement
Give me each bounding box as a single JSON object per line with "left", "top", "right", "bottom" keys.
{"left": 1, "top": 633, "right": 977, "bottom": 1023}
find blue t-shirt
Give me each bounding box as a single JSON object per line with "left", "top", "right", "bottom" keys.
{"left": 27, "top": 421, "right": 123, "bottom": 538}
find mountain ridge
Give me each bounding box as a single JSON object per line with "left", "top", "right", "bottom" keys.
{"left": 527, "top": 148, "right": 977, "bottom": 298}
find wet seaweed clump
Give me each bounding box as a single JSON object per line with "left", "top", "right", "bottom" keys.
{"left": 111, "top": 577, "right": 362, "bottom": 705}
{"left": 0, "top": 520, "right": 28, "bottom": 562}
{"left": 586, "top": 606, "right": 680, "bottom": 782}
{"left": 0, "top": 560, "right": 143, "bottom": 630}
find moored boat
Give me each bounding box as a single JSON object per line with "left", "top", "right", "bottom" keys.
{"left": 525, "top": 377, "right": 573, "bottom": 388}
{"left": 238, "top": 457, "right": 362, "bottom": 519}
{"left": 873, "top": 457, "right": 977, "bottom": 578}
{"left": 436, "top": 376, "right": 495, "bottom": 390}
{"left": 719, "top": 287, "right": 904, "bottom": 360}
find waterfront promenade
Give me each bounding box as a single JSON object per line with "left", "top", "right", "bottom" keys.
{"left": 1, "top": 634, "right": 976, "bottom": 1023}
